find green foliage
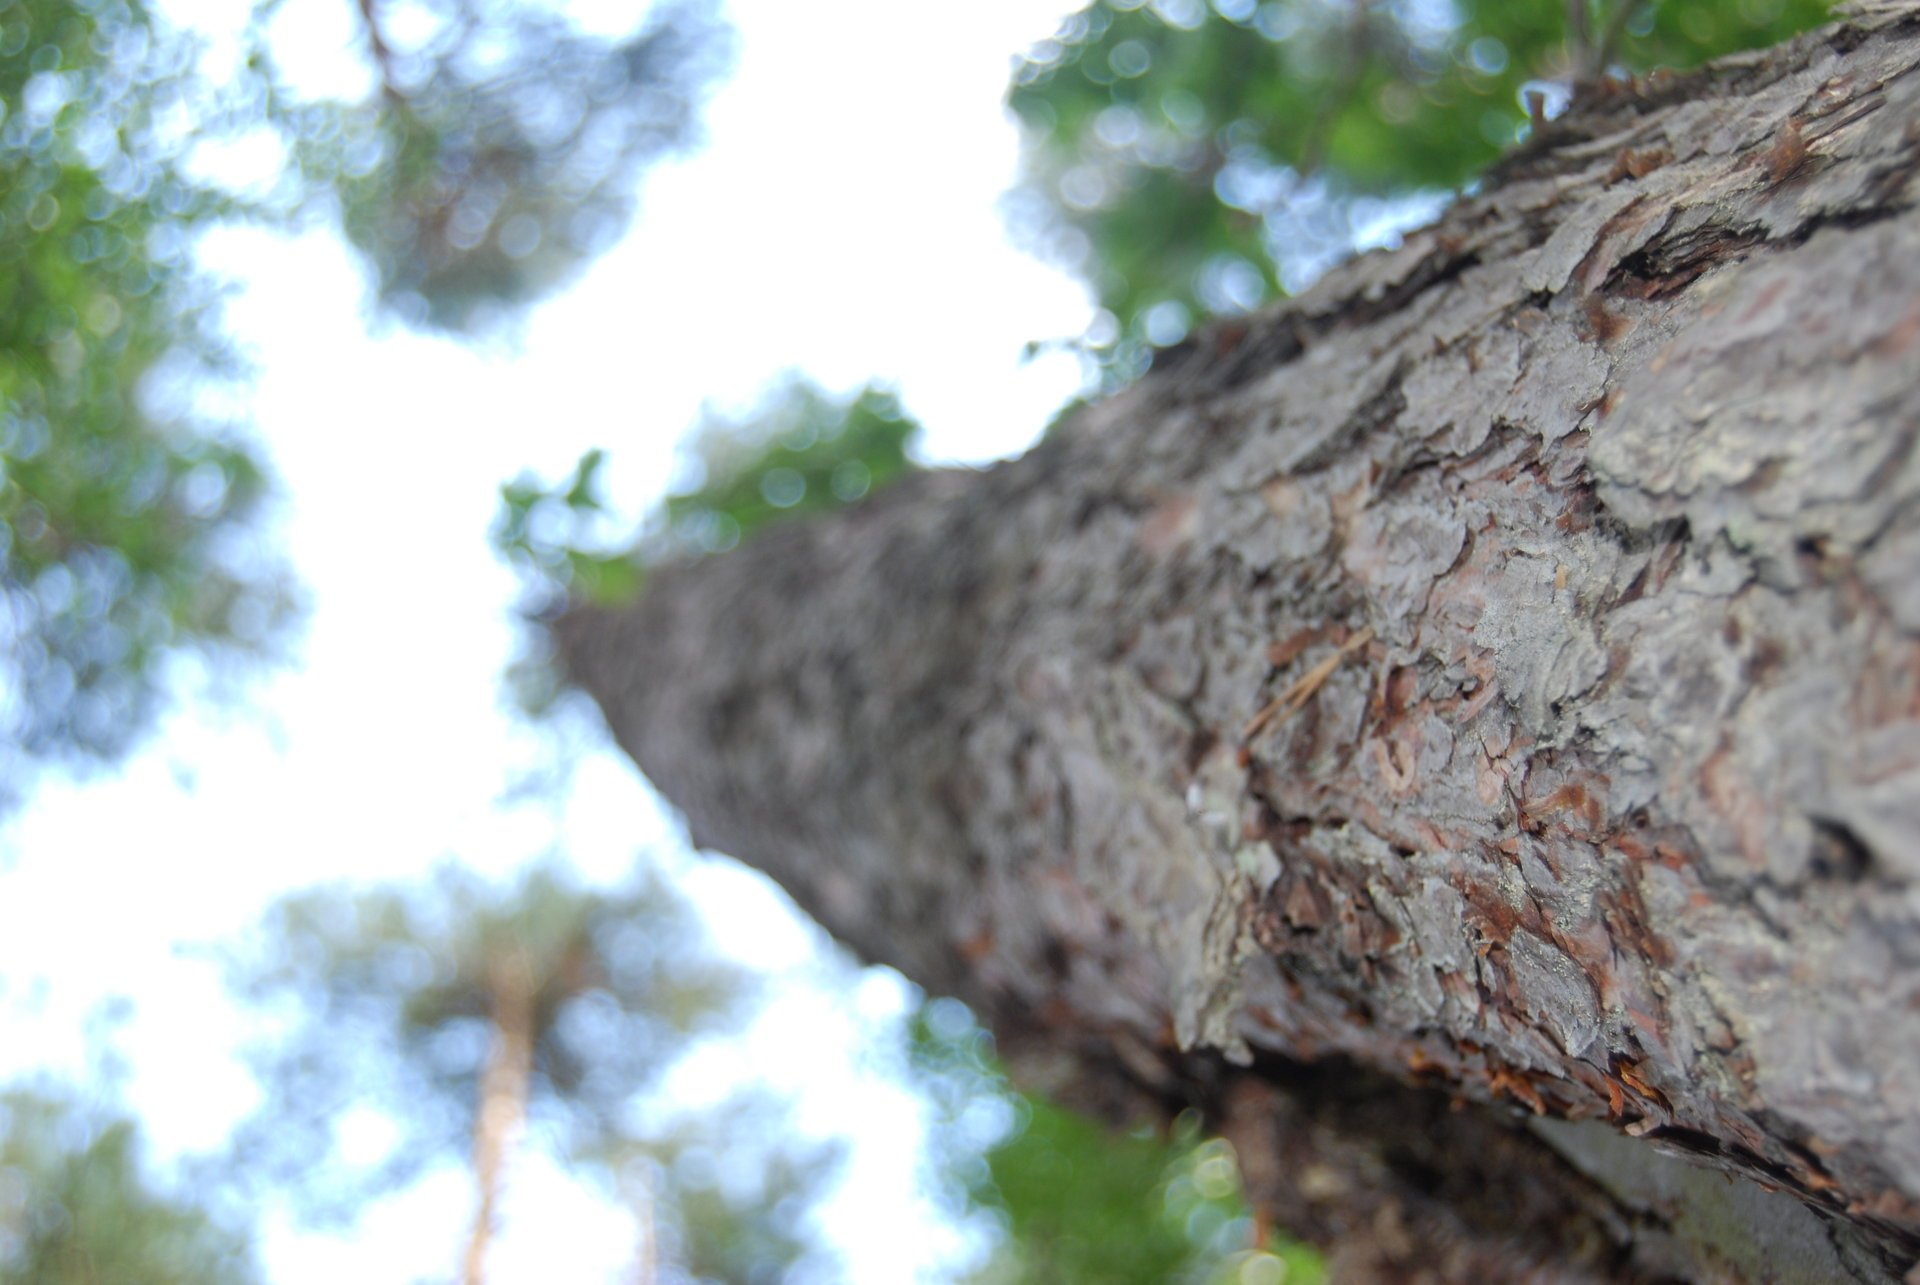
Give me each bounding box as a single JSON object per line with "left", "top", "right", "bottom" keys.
{"left": 0, "top": 1087, "right": 260, "bottom": 1284}
{"left": 217, "top": 860, "right": 857, "bottom": 1278}
{"left": 494, "top": 380, "right": 920, "bottom": 724}
{"left": 908, "top": 997, "right": 1322, "bottom": 1284}
{"left": 304, "top": 0, "right": 734, "bottom": 331}
{"left": 0, "top": 0, "right": 293, "bottom": 792}
{"left": 621, "top": 1093, "right": 846, "bottom": 1284}
{"left": 1008, "top": 0, "right": 1833, "bottom": 364}
{"left": 494, "top": 378, "right": 920, "bottom": 611}
{"left": 978, "top": 1102, "right": 1286, "bottom": 1285}
{"left": 495, "top": 447, "right": 645, "bottom": 605}
{"left": 0, "top": 0, "right": 732, "bottom": 795}
{"left": 659, "top": 378, "right": 919, "bottom": 557}
{"left": 219, "top": 859, "right": 747, "bottom": 1224}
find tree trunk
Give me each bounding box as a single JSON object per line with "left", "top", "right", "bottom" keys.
{"left": 462, "top": 948, "right": 537, "bottom": 1285}
{"left": 560, "top": 7, "right": 1920, "bottom": 1280}
{"left": 626, "top": 1162, "right": 658, "bottom": 1285}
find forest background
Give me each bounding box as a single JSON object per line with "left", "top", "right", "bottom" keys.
{"left": 0, "top": 0, "right": 1830, "bottom": 1280}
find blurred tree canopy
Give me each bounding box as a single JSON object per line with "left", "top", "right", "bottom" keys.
{"left": 216, "top": 859, "right": 857, "bottom": 1281}
{"left": 220, "top": 861, "right": 744, "bottom": 1222}
{"left": 622, "top": 1092, "right": 847, "bottom": 1285}
{"left": 656, "top": 379, "right": 918, "bottom": 559}
{"left": 495, "top": 446, "right": 649, "bottom": 609}
{"left": 0, "top": 1086, "right": 261, "bottom": 1284}
{"left": 0, "top": 0, "right": 729, "bottom": 798}
{"left": 910, "top": 997, "right": 1323, "bottom": 1283}
{"left": 495, "top": 378, "right": 921, "bottom": 721}
{"left": 1007, "top": 0, "right": 1832, "bottom": 372}
{"left": 0, "top": 0, "right": 285, "bottom": 795}
{"left": 978, "top": 1103, "right": 1324, "bottom": 1285}
{"left": 497, "top": 378, "right": 919, "bottom": 601}
{"left": 310, "top": 0, "right": 732, "bottom": 330}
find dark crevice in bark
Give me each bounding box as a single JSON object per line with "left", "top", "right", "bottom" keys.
{"left": 1209, "top": 1051, "right": 1687, "bottom": 1284}
{"left": 1606, "top": 224, "right": 1765, "bottom": 297}
{"left": 1156, "top": 251, "right": 1482, "bottom": 400}
{"left": 1809, "top": 815, "right": 1875, "bottom": 881}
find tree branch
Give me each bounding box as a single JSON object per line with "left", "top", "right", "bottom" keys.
{"left": 562, "top": 10, "right": 1920, "bottom": 1277}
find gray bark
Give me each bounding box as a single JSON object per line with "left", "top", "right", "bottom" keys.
{"left": 561, "top": 7, "right": 1920, "bottom": 1280}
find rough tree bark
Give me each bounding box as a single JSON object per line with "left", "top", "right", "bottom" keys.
{"left": 562, "top": 7, "right": 1920, "bottom": 1281}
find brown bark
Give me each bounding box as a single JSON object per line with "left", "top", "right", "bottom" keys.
{"left": 561, "top": 7, "right": 1920, "bottom": 1281}
{"left": 461, "top": 948, "right": 537, "bottom": 1285}
{"left": 625, "top": 1161, "right": 658, "bottom": 1285}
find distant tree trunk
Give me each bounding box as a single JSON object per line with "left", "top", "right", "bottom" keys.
{"left": 462, "top": 949, "right": 536, "bottom": 1285}
{"left": 627, "top": 1163, "right": 658, "bottom": 1285}
{"left": 562, "top": 8, "right": 1920, "bottom": 1281}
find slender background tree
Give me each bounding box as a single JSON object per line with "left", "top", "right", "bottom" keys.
{"left": 218, "top": 860, "right": 764, "bottom": 1279}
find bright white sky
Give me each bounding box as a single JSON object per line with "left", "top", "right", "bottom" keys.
{"left": 0, "top": 0, "right": 1090, "bottom": 1280}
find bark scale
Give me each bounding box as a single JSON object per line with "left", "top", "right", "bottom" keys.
{"left": 563, "top": 7, "right": 1920, "bottom": 1280}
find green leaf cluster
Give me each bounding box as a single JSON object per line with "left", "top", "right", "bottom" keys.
{"left": 627, "top": 1093, "right": 846, "bottom": 1284}
{"left": 215, "top": 861, "right": 864, "bottom": 1279}
{"left": 0, "top": 0, "right": 733, "bottom": 793}
{"left": 658, "top": 378, "right": 918, "bottom": 557}
{"left": 0, "top": 0, "right": 292, "bottom": 792}
{"left": 304, "top": 0, "right": 734, "bottom": 332}
{"left": 495, "top": 447, "right": 645, "bottom": 606}
{"left": 494, "top": 378, "right": 921, "bottom": 617}
{"left": 1008, "top": 0, "right": 1832, "bottom": 363}
{"left": 908, "top": 997, "right": 1323, "bottom": 1284}
{"left": 0, "top": 1087, "right": 261, "bottom": 1284}
{"left": 977, "top": 1101, "right": 1322, "bottom": 1285}
{"left": 220, "top": 860, "right": 746, "bottom": 1223}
